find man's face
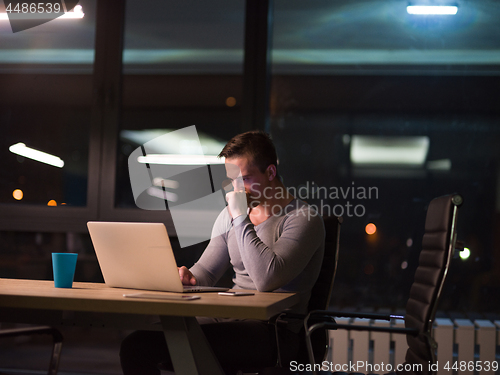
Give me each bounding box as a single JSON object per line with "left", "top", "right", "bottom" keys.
{"left": 225, "top": 156, "right": 271, "bottom": 204}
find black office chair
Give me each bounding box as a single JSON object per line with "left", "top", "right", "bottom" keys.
{"left": 249, "top": 215, "right": 343, "bottom": 375}
{"left": 295, "top": 215, "right": 343, "bottom": 365}
{"left": 304, "top": 194, "right": 463, "bottom": 375}
{"left": 0, "top": 325, "right": 63, "bottom": 375}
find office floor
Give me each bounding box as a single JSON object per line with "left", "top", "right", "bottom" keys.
{"left": 0, "top": 325, "right": 155, "bottom": 375}
{"left": 1, "top": 310, "right": 498, "bottom": 375}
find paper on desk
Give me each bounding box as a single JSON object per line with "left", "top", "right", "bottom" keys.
{"left": 123, "top": 293, "right": 200, "bottom": 301}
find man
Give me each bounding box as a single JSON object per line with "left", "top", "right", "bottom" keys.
{"left": 120, "top": 130, "right": 325, "bottom": 375}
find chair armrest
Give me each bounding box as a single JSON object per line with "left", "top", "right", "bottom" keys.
{"left": 304, "top": 321, "right": 419, "bottom": 369}
{"left": 269, "top": 311, "right": 336, "bottom": 367}
{"left": 0, "top": 326, "right": 63, "bottom": 375}
{"left": 0, "top": 326, "right": 63, "bottom": 343}
{"left": 270, "top": 311, "right": 306, "bottom": 322}
{"left": 307, "top": 309, "right": 403, "bottom": 321}
{"left": 306, "top": 321, "right": 419, "bottom": 338}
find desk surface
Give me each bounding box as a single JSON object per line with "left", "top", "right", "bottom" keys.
{"left": 0, "top": 278, "right": 299, "bottom": 320}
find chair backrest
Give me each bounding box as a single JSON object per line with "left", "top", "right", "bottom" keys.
{"left": 308, "top": 215, "right": 343, "bottom": 312}
{"left": 404, "top": 194, "right": 463, "bottom": 374}
{"left": 299, "top": 215, "right": 342, "bottom": 365}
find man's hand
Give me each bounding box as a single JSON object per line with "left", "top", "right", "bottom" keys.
{"left": 178, "top": 266, "right": 197, "bottom": 286}
{"left": 226, "top": 190, "right": 248, "bottom": 219}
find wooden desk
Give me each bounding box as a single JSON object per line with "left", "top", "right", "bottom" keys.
{"left": 0, "top": 279, "right": 299, "bottom": 375}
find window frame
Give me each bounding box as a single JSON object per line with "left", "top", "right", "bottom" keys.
{"left": 0, "top": 0, "right": 273, "bottom": 234}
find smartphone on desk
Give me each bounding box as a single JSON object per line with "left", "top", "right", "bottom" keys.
{"left": 218, "top": 291, "right": 255, "bottom": 296}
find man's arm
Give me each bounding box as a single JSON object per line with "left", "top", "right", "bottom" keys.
{"left": 234, "top": 207, "right": 325, "bottom": 292}
{"left": 188, "top": 209, "right": 232, "bottom": 286}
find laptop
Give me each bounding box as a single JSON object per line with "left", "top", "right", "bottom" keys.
{"left": 87, "top": 221, "right": 229, "bottom": 293}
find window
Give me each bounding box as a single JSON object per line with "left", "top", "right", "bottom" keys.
{"left": 271, "top": 0, "right": 500, "bottom": 311}
{"left": 0, "top": 0, "right": 96, "bottom": 208}
{"left": 115, "top": 0, "right": 246, "bottom": 211}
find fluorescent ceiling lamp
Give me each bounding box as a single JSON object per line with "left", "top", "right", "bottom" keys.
{"left": 138, "top": 154, "right": 224, "bottom": 165}
{"left": 350, "top": 136, "right": 429, "bottom": 166}
{"left": 121, "top": 129, "right": 227, "bottom": 156}
{"left": 0, "top": 5, "right": 84, "bottom": 20}
{"left": 427, "top": 158, "right": 452, "bottom": 171}
{"left": 9, "top": 142, "right": 64, "bottom": 168}
{"left": 407, "top": 5, "right": 458, "bottom": 15}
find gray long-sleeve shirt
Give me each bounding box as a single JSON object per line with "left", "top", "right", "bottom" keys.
{"left": 190, "top": 199, "right": 325, "bottom": 315}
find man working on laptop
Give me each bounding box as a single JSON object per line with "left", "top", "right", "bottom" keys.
{"left": 120, "top": 130, "right": 325, "bottom": 375}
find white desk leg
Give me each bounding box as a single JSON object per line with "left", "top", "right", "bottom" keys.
{"left": 160, "top": 316, "right": 224, "bottom": 375}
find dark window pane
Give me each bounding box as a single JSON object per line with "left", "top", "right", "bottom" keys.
{"left": 271, "top": 0, "right": 500, "bottom": 313}
{"left": 0, "top": 104, "right": 90, "bottom": 206}
{"left": 116, "top": 0, "right": 245, "bottom": 209}
{"left": 0, "top": 0, "right": 96, "bottom": 74}
{"left": 0, "top": 2, "right": 95, "bottom": 207}
{"left": 123, "top": 0, "right": 245, "bottom": 74}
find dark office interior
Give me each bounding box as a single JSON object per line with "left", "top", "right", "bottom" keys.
{"left": 1, "top": 0, "right": 500, "bottom": 374}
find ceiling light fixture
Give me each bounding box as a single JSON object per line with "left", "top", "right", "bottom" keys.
{"left": 350, "top": 136, "right": 429, "bottom": 166}
{"left": 9, "top": 142, "right": 64, "bottom": 168}
{"left": 138, "top": 154, "right": 224, "bottom": 165}
{"left": 407, "top": 5, "right": 458, "bottom": 15}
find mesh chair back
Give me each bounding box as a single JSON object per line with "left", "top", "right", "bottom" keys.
{"left": 404, "top": 194, "right": 463, "bottom": 374}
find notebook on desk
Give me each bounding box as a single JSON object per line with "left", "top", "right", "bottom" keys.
{"left": 87, "top": 221, "right": 229, "bottom": 293}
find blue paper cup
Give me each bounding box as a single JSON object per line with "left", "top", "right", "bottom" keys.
{"left": 52, "top": 253, "right": 78, "bottom": 288}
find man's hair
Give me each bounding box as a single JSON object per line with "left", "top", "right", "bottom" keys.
{"left": 219, "top": 130, "right": 279, "bottom": 174}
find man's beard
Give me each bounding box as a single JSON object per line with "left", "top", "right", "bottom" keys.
{"left": 246, "top": 191, "right": 261, "bottom": 208}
